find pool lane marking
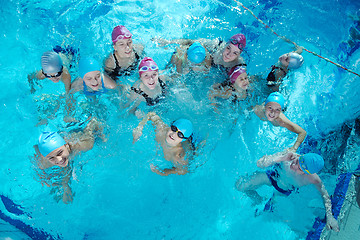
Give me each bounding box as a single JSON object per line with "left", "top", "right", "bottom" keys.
{"left": 233, "top": 0, "right": 360, "bottom": 78}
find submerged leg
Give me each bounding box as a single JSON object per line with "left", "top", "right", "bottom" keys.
{"left": 235, "top": 172, "right": 271, "bottom": 205}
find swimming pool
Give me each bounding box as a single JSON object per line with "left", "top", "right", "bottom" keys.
{"left": 1, "top": 0, "right": 360, "bottom": 239}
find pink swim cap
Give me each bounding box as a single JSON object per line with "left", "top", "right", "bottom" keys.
{"left": 138, "top": 57, "right": 159, "bottom": 77}
{"left": 229, "top": 34, "right": 246, "bottom": 51}
{"left": 112, "top": 25, "right": 132, "bottom": 44}
{"left": 228, "top": 66, "right": 246, "bottom": 83}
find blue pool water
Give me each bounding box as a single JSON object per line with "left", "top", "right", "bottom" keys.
{"left": 1, "top": 0, "right": 360, "bottom": 239}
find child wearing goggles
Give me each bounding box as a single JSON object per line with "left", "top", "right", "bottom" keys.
{"left": 125, "top": 57, "right": 168, "bottom": 116}
{"left": 132, "top": 112, "right": 194, "bottom": 176}
{"left": 28, "top": 51, "right": 72, "bottom": 94}
{"left": 104, "top": 25, "right": 145, "bottom": 81}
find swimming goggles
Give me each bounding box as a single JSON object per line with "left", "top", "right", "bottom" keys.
{"left": 229, "top": 66, "right": 245, "bottom": 79}
{"left": 230, "top": 39, "right": 245, "bottom": 51}
{"left": 139, "top": 65, "right": 159, "bottom": 72}
{"left": 299, "top": 156, "right": 311, "bottom": 174}
{"left": 114, "top": 33, "right": 132, "bottom": 42}
{"left": 170, "top": 125, "right": 187, "bottom": 139}
{"left": 42, "top": 66, "right": 63, "bottom": 78}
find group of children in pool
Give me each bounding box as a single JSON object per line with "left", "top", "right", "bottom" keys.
{"left": 29, "top": 25, "right": 339, "bottom": 232}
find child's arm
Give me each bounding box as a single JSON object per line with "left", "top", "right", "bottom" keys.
{"left": 257, "top": 150, "right": 296, "bottom": 168}
{"left": 62, "top": 67, "right": 72, "bottom": 94}
{"left": 133, "top": 112, "right": 166, "bottom": 143}
{"left": 312, "top": 176, "right": 340, "bottom": 232}
{"left": 27, "top": 71, "right": 44, "bottom": 93}
{"left": 208, "top": 83, "right": 232, "bottom": 101}
{"left": 278, "top": 114, "right": 307, "bottom": 152}
{"left": 61, "top": 173, "right": 73, "bottom": 204}
{"left": 150, "top": 163, "right": 188, "bottom": 176}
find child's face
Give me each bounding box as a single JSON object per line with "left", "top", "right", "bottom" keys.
{"left": 265, "top": 102, "right": 282, "bottom": 121}
{"left": 113, "top": 38, "right": 133, "bottom": 57}
{"left": 234, "top": 72, "right": 249, "bottom": 90}
{"left": 45, "top": 145, "right": 70, "bottom": 167}
{"left": 83, "top": 71, "right": 101, "bottom": 91}
{"left": 140, "top": 71, "right": 159, "bottom": 90}
{"left": 222, "top": 44, "right": 241, "bottom": 62}
{"left": 279, "top": 53, "right": 291, "bottom": 68}
{"left": 290, "top": 156, "right": 304, "bottom": 174}
{"left": 165, "top": 128, "right": 182, "bottom": 146}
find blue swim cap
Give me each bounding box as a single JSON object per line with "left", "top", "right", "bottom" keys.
{"left": 288, "top": 52, "right": 304, "bottom": 69}
{"left": 299, "top": 153, "right": 324, "bottom": 174}
{"left": 187, "top": 42, "right": 206, "bottom": 64}
{"left": 78, "top": 57, "right": 101, "bottom": 79}
{"left": 38, "top": 131, "right": 66, "bottom": 157}
{"left": 41, "top": 51, "right": 63, "bottom": 74}
{"left": 265, "top": 92, "right": 285, "bottom": 109}
{"left": 173, "top": 118, "right": 193, "bottom": 140}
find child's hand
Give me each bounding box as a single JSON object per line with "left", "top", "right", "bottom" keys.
{"left": 326, "top": 215, "right": 339, "bottom": 232}
{"left": 132, "top": 126, "right": 143, "bottom": 143}
{"left": 150, "top": 164, "right": 161, "bottom": 174}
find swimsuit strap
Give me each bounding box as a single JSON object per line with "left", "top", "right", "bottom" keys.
{"left": 266, "top": 164, "right": 296, "bottom": 196}
{"left": 266, "top": 65, "right": 287, "bottom": 87}
{"left": 159, "top": 78, "right": 167, "bottom": 93}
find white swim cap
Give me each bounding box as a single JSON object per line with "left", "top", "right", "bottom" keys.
{"left": 41, "top": 51, "right": 63, "bottom": 74}
{"left": 288, "top": 52, "right": 304, "bottom": 69}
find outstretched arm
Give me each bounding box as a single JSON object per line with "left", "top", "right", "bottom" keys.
{"left": 313, "top": 176, "right": 340, "bottom": 232}
{"left": 257, "top": 150, "right": 296, "bottom": 168}
{"left": 278, "top": 113, "right": 307, "bottom": 152}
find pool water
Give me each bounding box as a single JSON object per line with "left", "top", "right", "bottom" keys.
{"left": 1, "top": 0, "right": 360, "bottom": 239}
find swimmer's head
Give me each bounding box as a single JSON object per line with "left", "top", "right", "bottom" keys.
{"left": 41, "top": 51, "right": 63, "bottom": 77}
{"left": 229, "top": 34, "right": 246, "bottom": 52}
{"left": 171, "top": 118, "right": 193, "bottom": 142}
{"left": 78, "top": 57, "right": 101, "bottom": 79}
{"left": 138, "top": 57, "right": 159, "bottom": 77}
{"left": 229, "top": 66, "right": 246, "bottom": 83}
{"left": 265, "top": 92, "right": 285, "bottom": 110}
{"left": 187, "top": 42, "right": 206, "bottom": 64}
{"left": 112, "top": 25, "right": 132, "bottom": 44}
{"left": 288, "top": 52, "right": 304, "bottom": 69}
{"left": 299, "top": 153, "right": 324, "bottom": 174}
{"left": 38, "top": 131, "right": 66, "bottom": 157}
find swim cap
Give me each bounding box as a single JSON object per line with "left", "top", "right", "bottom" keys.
{"left": 229, "top": 34, "right": 246, "bottom": 51}
{"left": 112, "top": 25, "right": 132, "bottom": 44}
{"left": 41, "top": 51, "right": 63, "bottom": 74}
{"left": 78, "top": 57, "right": 101, "bottom": 79}
{"left": 173, "top": 118, "right": 193, "bottom": 140}
{"left": 187, "top": 42, "right": 206, "bottom": 64}
{"left": 299, "top": 153, "right": 324, "bottom": 174}
{"left": 288, "top": 52, "right": 304, "bottom": 69}
{"left": 38, "top": 131, "right": 66, "bottom": 157}
{"left": 138, "top": 57, "right": 158, "bottom": 77}
{"left": 265, "top": 92, "right": 285, "bottom": 109}
{"left": 228, "top": 66, "right": 246, "bottom": 83}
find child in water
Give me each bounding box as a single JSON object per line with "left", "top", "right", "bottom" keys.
{"left": 71, "top": 57, "right": 118, "bottom": 96}
{"left": 235, "top": 151, "right": 340, "bottom": 232}
{"left": 133, "top": 112, "right": 194, "bottom": 176}
{"left": 266, "top": 46, "right": 304, "bottom": 92}
{"left": 154, "top": 33, "right": 247, "bottom": 70}
{"left": 168, "top": 41, "right": 212, "bottom": 74}
{"left": 254, "top": 92, "right": 306, "bottom": 152}
{"left": 28, "top": 51, "right": 72, "bottom": 94}
{"left": 34, "top": 118, "right": 104, "bottom": 203}
{"left": 209, "top": 66, "right": 250, "bottom": 103}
